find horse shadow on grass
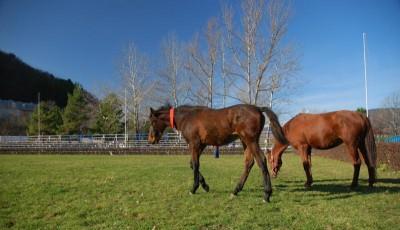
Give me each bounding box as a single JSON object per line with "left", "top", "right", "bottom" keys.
{"left": 278, "top": 178, "right": 400, "bottom": 200}
{"left": 202, "top": 178, "right": 400, "bottom": 201}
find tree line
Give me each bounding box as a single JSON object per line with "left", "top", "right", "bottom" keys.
{"left": 27, "top": 85, "right": 129, "bottom": 135}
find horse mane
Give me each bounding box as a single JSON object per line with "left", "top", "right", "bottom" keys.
{"left": 154, "top": 103, "right": 172, "bottom": 112}
{"left": 154, "top": 103, "right": 211, "bottom": 116}
{"left": 178, "top": 104, "right": 209, "bottom": 110}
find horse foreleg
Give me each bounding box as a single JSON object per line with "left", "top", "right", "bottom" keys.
{"left": 190, "top": 155, "right": 200, "bottom": 194}
{"left": 190, "top": 160, "right": 209, "bottom": 192}
{"left": 347, "top": 144, "right": 361, "bottom": 188}
{"left": 189, "top": 143, "right": 206, "bottom": 194}
{"left": 251, "top": 143, "right": 273, "bottom": 203}
{"left": 233, "top": 148, "right": 254, "bottom": 195}
{"left": 300, "top": 145, "right": 313, "bottom": 188}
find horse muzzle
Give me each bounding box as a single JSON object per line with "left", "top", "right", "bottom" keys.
{"left": 271, "top": 168, "right": 279, "bottom": 178}
{"left": 148, "top": 136, "right": 157, "bottom": 144}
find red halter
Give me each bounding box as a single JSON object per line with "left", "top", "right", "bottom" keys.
{"left": 169, "top": 108, "right": 175, "bottom": 129}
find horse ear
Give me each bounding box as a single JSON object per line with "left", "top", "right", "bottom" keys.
{"left": 150, "top": 107, "right": 155, "bottom": 115}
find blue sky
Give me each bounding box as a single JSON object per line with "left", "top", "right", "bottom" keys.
{"left": 0, "top": 0, "right": 399, "bottom": 119}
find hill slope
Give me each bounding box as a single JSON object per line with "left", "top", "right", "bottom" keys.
{"left": 0, "top": 50, "right": 75, "bottom": 107}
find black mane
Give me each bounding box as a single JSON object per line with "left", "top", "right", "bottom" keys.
{"left": 155, "top": 103, "right": 172, "bottom": 112}
{"left": 155, "top": 103, "right": 210, "bottom": 112}
{"left": 178, "top": 104, "right": 209, "bottom": 110}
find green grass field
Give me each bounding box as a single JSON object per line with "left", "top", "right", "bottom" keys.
{"left": 1, "top": 154, "right": 399, "bottom": 229}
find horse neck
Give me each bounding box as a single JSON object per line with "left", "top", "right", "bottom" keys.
{"left": 158, "top": 107, "right": 185, "bottom": 131}
{"left": 272, "top": 140, "right": 288, "bottom": 160}
{"left": 173, "top": 108, "right": 190, "bottom": 131}
{"left": 172, "top": 106, "right": 207, "bottom": 131}
{"left": 156, "top": 110, "right": 172, "bottom": 127}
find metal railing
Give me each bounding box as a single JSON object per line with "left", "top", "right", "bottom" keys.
{"left": 0, "top": 132, "right": 274, "bottom": 153}
{"left": 0, "top": 132, "right": 397, "bottom": 154}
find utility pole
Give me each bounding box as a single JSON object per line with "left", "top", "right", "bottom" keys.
{"left": 363, "top": 32, "right": 369, "bottom": 117}
{"left": 124, "top": 88, "right": 127, "bottom": 147}
{"left": 38, "top": 92, "right": 41, "bottom": 138}
{"left": 37, "top": 92, "right": 41, "bottom": 153}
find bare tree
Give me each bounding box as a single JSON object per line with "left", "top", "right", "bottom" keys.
{"left": 381, "top": 91, "right": 400, "bottom": 135}
{"left": 186, "top": 18, "right": 220, "bottom": 108}
{"left": 222, "top": 0, "right": 299, "bottom": 106}
{"left": 120, "top": 42, "right": 155, "bottom": 134}
{"left": 159, "top": 33, "right": 190, "bottom": 107}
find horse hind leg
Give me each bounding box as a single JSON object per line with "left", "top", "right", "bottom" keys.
{"left": 299, "top": 145, "right": 313, "bottom": 188}
{"left": 346, "top": 144, "right": 361, "bottom": 188}
{"left": 232, "top": 147, "right": 254, "bottom": 196}
{"left": 249, "top": 142, "right": 273, "bottom": 203}
{"left": 358, "top": 142, "right": 376, "bottom": 187}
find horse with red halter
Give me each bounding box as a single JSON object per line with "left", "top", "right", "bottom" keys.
{"left": 268, "top": 110, "right": 377, "bottom": 188}
{"left": 148, "top": 104, "right": 287, "bottom": 202}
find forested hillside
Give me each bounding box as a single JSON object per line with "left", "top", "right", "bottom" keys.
{"left": 0, "top": 50, "right": 75, "bottom": 107}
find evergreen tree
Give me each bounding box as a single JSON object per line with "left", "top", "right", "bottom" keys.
{"left": 356, "top": 107, "right": 367, "bottom": 115}
{"left": 93, "top": 93, "right": 124, "bottom": 134}
{"left": 62, "top": 85, "right": 89, "bottom": 134}
{"left": 27, "top": 101, "right": 62, "bottom": 135}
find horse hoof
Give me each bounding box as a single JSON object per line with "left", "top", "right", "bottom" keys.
{"left": 368, "top": 183, "right": 374, "bottom": 188}
{"left": 263, "top": 197, "right": 270, "bottom": 203}
{"left": 304, "top": 183, "right": 312, "bottom": 189}
{"left": 350, "top": 183, "right": 358, "bottom": 189}
{"left": 202, "top": 184, "right": 210, "bottom": 192}
{"left": 229, "top": 193, "right": 236, "bottom": 199}
{"left": 189, "top": 191, "right": 194, "bottom": 195}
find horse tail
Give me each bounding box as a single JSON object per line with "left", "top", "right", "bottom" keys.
{"left": 258, "top": 107, "right": 288, "bottom": 145}
{"left": 364, "top": 116, "right": 377, "bottom": 168}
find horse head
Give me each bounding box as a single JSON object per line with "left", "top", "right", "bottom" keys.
{"left": 268, "top": 148, "right": 282, "bottom": 178}
{"left": 148, "top": 107, "right": 168, "bottom": 144}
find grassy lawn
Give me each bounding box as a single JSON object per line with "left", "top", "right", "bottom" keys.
{"left": 1, "top": 154, "right": 399, "bottom": 229}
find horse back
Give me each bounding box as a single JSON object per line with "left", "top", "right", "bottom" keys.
{"left": 285, "top": 110, "right": 367, "bottom": 150}
{"left": 179, "top": 104, "right": 263, "bottom": 145}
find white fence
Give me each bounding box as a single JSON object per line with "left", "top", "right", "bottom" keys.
{"left": 0, "top": 132, "right": 274, "bottom": 153}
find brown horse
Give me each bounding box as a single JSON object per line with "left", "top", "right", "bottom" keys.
{"left": 148, "top": 104, "right": 287, "bottom": 202}
{"left": 268, "top": 110, "right": 377, "bottom": 188}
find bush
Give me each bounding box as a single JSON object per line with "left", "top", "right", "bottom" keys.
{"left": 312, "top": 142, "right": 400, "bottom": 171}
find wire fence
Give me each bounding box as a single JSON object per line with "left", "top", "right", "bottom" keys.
{"left": 0, "top": 132, "right": 274, "bottom": 154}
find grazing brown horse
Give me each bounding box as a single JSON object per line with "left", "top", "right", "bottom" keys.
{"left": 148, "top": 104, "right": 287, "bottom": 202}
{"left": 268, "top": 110, "right": 377, "bottom": 188}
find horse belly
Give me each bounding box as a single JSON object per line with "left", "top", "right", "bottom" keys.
{"left": 220, "top": 134, "right": 239, "bottom": 146}
{"left": 312, "top": 137, "right": 343, "bottom": 150}
{"left": 198, "top": 118, "right": 237, "bottom": 146}
{"left": 203, "top": 133, "right": 238, "bottom": 146}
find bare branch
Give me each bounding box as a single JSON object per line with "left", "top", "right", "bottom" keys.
{"left": 220, "top": 0, "right": 299, "bottom": 106}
